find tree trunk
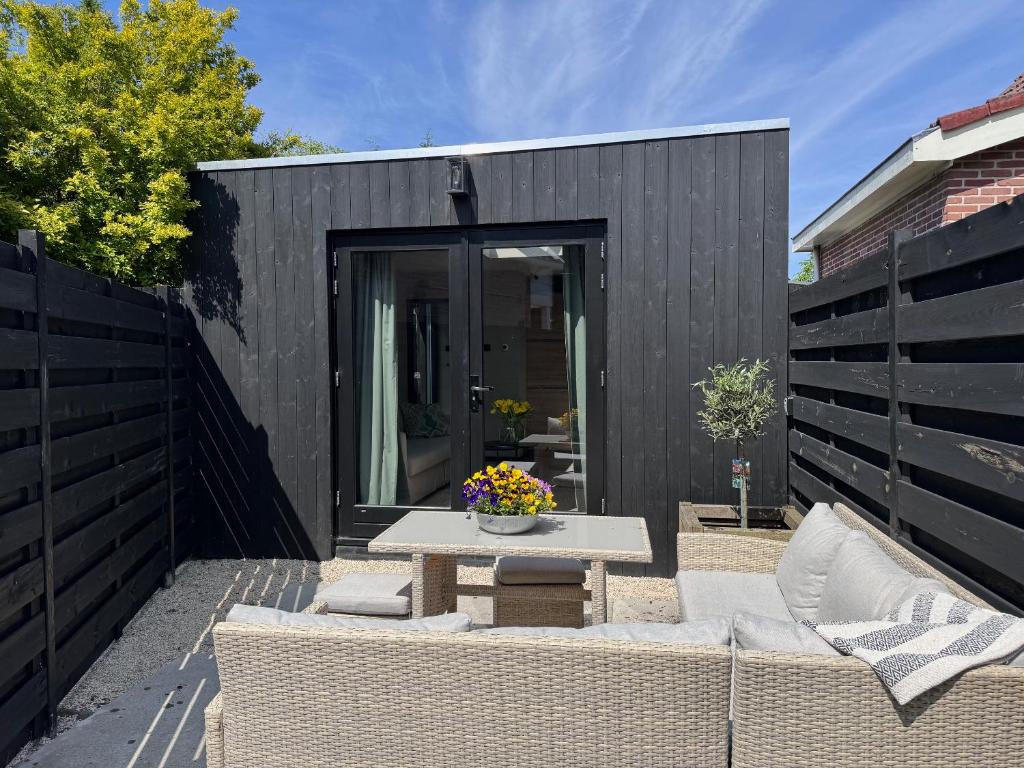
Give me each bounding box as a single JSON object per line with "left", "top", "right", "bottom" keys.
{"left": 737, "top": 439, "right": 748, "bottom": 529}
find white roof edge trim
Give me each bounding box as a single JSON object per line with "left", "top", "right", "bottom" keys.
{"left": 791, "top": 138, "right": 919, "bottom": 252}
{"left": 194, "top": 118, "right": 789, "bottom": 172}
{"left": 793, "top": 105, "right": 1024, "bottom": 251}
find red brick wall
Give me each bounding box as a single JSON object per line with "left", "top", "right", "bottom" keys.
{"left": 818, "top": 138, "right": 1024, "bottom": 276}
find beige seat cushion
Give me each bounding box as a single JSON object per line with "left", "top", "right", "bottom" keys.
{"left": 732, "top": 612, "right": 839, "bottom": 656}
{"left": 676, "top": 570, "right": 792, "bottom": 622}
{"left": 314, "top": 573, "right": 412, "bottom": 616}
{"left": 496, "top": 556, "right": 586, "bottom": 585}
{"left": 483, "top": 618, "right": 731, "bottom": 646}
{"left": 226, "top": 604, "right": 471, "bottom": 632}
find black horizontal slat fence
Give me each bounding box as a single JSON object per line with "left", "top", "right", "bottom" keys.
{"left": 0, "top": 231, "right": 192, "bottom": 763}
{"left": 788, "top": 195, "right": 1024, "bottom": 614}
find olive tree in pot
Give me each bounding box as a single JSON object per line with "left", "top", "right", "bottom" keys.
{"left": 692, "top": 359, "right": 777, "bottom": 529}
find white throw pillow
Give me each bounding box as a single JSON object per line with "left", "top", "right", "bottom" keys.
{"left": 775, "top": 503, "right": 851, "bottom": 621}
{"left": 816, "top": 532, "right": 918, "bottom": 622}
{"left": 891, "top": 577, "right": 951, "bottom": 614}
{"left": 732, "top": 612, "right": 840, "bottom": 656}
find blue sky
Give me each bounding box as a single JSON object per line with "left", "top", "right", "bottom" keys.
{"left": 162, "top": 0, "right": 1024, "bottom": 276}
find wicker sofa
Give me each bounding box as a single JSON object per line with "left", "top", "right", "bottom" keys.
{"left": 677, "top": 503, "right": 1024, "bottom": 768}
{"left": 206, "top": 615, "right": 732, "bottom": 768}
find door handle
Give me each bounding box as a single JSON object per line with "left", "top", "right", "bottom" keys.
{"left": 469, "top": 376, "right": 493, "bottom": 412}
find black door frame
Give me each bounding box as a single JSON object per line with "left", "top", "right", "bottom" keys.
{"left": 331, "top": 223, "right": 606, "bottom": 544}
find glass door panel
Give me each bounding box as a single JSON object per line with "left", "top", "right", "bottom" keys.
{"left": 351, "top": 249, "right": 452, "bottom": 509}
{"left": 479, "top": 244, "right": 589, "bottom": 513}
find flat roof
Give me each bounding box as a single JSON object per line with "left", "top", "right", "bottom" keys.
{"left": 194, "top": 118, "right": 789, "bottom": 172}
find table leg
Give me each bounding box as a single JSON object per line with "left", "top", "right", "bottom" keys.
{"left": 412, "top": 554, "right": 427, "bottom": 618}
{"left": 591, "top": 560, "right": 608, "bottom": 624}
{"left": 413, "top": 554, "right": 457, "bottom": 617}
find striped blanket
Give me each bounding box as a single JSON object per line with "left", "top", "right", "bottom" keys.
{"left": 805, "top": 591, "right": 1024, "bottom": 704}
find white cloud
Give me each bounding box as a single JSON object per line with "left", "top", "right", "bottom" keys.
{"left": 460, "top": 0, "right": 768, "bottom": 140}
{"left": 789, "top": 0, "right": 1014, "bottom": 152}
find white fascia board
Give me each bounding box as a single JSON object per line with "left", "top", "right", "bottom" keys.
{"left": 194, "top": 118, "right": 789, "bottom": 172}
{"left": 793, "top": 105, "right": 1024, "bottom": 252}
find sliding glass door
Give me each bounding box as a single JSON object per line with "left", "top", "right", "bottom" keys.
{"left": 334, "top": 226, "right": 604, "bottom": 541}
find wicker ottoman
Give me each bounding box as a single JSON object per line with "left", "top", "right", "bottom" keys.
{"left": 493, "top": 556, "right": 586, "bottom": 628}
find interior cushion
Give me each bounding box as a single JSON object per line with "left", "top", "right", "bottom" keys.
{"left": 732, "top": 611, "right": 840, "bottom": 656}
{"left": 483, "top": 617, "right": 731, "bottom": 646}
{"left": 404, "top": 435, "right": 451, "bottom": 476}
{"left": 775, "top": 502, "right": 851, "bottom": 621}
{"left": 676, "top": 570, "right": 792, "bottom": 622}
{"left": 314, "top": 573, "right": 412, "bottom": 616}
{"left": 816, "top": 532, "right": 918, "bottom": 622}
{"left": 400, "top": 402, "right": 449, "bottom": 438}
{"left": 496, "top": 556, "right": 586, "bottom": 585}
{"left": 226, "top": 604, "right": 471, "bottom": 632}
{"left": 546, "top": 416, "right": 566, "bottom": 435}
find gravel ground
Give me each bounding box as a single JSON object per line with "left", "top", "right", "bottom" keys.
{"left": 16, "top": 555, "right": 677, "bottom": 760}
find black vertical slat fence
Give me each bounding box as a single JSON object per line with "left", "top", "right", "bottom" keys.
{"left": 788, "top": 195, "right": 1024, "bottom": 614}
{"left": 0, "top": 231, "right": 193, "bottom": 764}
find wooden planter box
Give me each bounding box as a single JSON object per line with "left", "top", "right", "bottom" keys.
{"left": 678, "top": 502, "right": 803, "bottom": 542}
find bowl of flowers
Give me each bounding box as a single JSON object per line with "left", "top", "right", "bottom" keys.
{"left": 462, "top": 463, "right": 556, "bottom": 534}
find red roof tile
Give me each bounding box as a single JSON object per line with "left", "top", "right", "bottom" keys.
{"left": 1001, "top": 74, "right": 1024, "bottom": 97}
{"left": 935, "top": 73, "right": 1024, "bottom": 132}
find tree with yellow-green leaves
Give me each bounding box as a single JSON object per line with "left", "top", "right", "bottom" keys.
{"left": 0, "top": 0, "right": 339, "bottom": 285}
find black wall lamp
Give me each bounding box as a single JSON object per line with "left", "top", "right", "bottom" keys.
{"left": 446, "top": 156, "right": 468, "bottom": 195}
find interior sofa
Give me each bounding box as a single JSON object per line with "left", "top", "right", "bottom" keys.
{"left": 676, "top": 502, "right": 1024, "bottom": 768}
{"left": 206, "top": 606, "right": 732, "bottom": 768}
{"left": 398, "top": 430, "right": 449, "bottom": 504}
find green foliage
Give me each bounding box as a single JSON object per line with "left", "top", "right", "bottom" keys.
{"left": 793, "top": 254, "right": 816, "bottom": 283}
{"left": 418, "top": 129, "right": 435, "bottom": 148}
{"left": 258, "top": 131, "right": 342, "bottom": 158}
{"left": 692, "top": 359, "right": 777, "bottom": 448}
{"left": 0, "top": 0, "right": 323, "bottom": 285}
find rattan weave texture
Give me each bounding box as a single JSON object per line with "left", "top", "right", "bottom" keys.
{"left": 726, "top": 503, "right": 1023, "bottom": 767}
{"left": 210, "top": 622, "right": 732, "bottom": 767}
{"left": 492, "top": 572, "right": 586, "bottom": 628}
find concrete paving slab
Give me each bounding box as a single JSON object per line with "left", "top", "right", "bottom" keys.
{"left": 14, "top": 653, "right": 218, "bottom": 768}
{"left": 610, "top": 596, "right": 680, "bottom": 624}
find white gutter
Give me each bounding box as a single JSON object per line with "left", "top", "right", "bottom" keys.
{"left": 194, "top": 118, "right": 789, "bottom": 172}
{"left": 793, "top": 104, "right": 1024, "bottom": 252}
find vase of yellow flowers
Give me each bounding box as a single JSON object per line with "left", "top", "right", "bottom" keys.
{"left": 490, "top": 398, "right": 531, "bottom": 445}
{"left": 463, "top": 463, "right": 556, "bottom": 534}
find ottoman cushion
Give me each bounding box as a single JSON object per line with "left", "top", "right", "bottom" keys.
{"left": 496, "top": 556, "right": 586, "bottom": 585}
{"left": 315, "top": 573, "right": 412, "bottom": 616}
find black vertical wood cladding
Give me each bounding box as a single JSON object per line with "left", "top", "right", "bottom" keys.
{"left": 689, "top": 137, "right": 717, "bottom": 504}
{"left": 186, "top": 128, "right": 790, "bottom": 573}
{"left": 738, "top": 134, "right": 765, "bottom": 506}
{"left": 0, "top": 233, "right": 191, "bottom": 763}
{"left": 788, "top": 193, "right": 1024, "bottom": 613}
{"left": 666, "top": 139, "right": 692, "bottom": 573}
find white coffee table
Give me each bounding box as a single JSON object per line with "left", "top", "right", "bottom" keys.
{"left": 368, "top": 510, "right": 652, "bottom": 623}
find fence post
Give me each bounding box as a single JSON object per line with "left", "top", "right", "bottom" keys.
{"left": 160, "top": 286, "right": 176, "bottom": 587}
{"left": 21, "top": 230, "right": 56, "bottom": 733}
{"left": 886, "top": 229, "right": 914, "bottom": 541}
